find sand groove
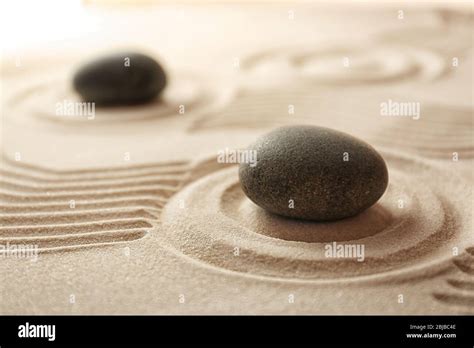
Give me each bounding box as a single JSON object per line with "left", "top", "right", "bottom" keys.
{"left": 0, "top": 155, "right": 190, "bottom": 252}
{"left": 240, "top": 44, "right": 447, "bottom": 86}
{"left": 1, "top": 154, "right": 190, "bottom": 175}
{"left": 0, "top": 178, "right": 183, "bottom": 193}
{"left": 432, "top": 249, "right": 474, "bottom": 310}
{"left": 447, "top": 279, "right": 474, "bottom": 291}
{"left": 0, "top": 197, "right": 166, "bottom": 213}
{"left": 0, "top": 167, "right": 186, "bottom": 185}
{"left": 0, "top": 208, "right": 159, "bottom": 225}
{"left": 0, "top": 167, "right": 188, "bottom": 183}
{"left": 0, "top": 219, "right": 153, "bottom": 236}
{"left": 452, "top": 254, "right": 474, "bottom": 275}
{"left": 0, "top": 186, "right": 178, "bottom": 202}
{"left": 0, "top": 229, "right": 147, "bottom": 250}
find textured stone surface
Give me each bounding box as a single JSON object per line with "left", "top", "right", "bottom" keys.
{"left": 239, "top": 125, "right": 389, "bottom": 221}
{"left": 73, "top": 52, "right": 167, "bottom": 106}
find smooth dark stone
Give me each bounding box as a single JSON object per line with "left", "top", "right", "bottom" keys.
{"left": 239, "top": 125, "right": 389, "bottom": 221}
{"left": 73, "top": 52, "right": 167, "bottom": 106}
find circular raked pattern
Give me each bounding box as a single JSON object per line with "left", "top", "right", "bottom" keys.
{"left": 161, "top": 151, "right": 471, "bottom": 283}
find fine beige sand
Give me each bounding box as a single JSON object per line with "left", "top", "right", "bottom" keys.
{"left": 0, "top": 2, "right": 473, "bottom": 314}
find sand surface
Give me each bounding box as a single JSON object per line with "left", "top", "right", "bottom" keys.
{"left": 0, "top": 2, "right": 473, "bottom": 314}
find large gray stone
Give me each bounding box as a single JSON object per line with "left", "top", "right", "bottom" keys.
{"left": 239, "top": 125, "right": 389, "bottom": 221}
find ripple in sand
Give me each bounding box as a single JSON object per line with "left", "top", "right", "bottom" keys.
{"left": 432, "top": 249, "right": 474, "bottom": 311}
{"left": 4, "top": 72, "right": 233, "bottom": 126}
{"left": 0, "top": 155, "right": 191, "bottom": 253}
{"left": 239, "top": 43, "right": 446, "bottom": 88}
{"left": 161, "top": 151, "right": 472, "bottom": 282}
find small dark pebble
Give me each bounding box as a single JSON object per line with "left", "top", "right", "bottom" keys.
{"left": 73, "top": 52, "right": 167, "bottom": 106}
{"left": 239, "top": 125, "right": 389, "bottom": 221}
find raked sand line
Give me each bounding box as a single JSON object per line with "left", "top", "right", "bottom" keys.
{"left": 1, "top": 153, "right": 190, "bottom": 176}
{"left": 0, "top": 186, "right": 179, "bottom": 203}
{"left": 0, "top": 176, "right": 184, "bottom": 192}
{"left": 239, "top": 43, "right": 448, "bottom": 85}
{"left": 452, "top": 253, "right": 474, "bottom": 275}
{"left": 20, "top": 241, "right": 141, "bottom": 254}
{"left": 447, "top": 279, "right": 474, "bottom": 291}
{"left": 0, "top": 166, "right": 189, "bottom": 183}
{"left": 0, "top": 229, "right": 147, "bottom": 250}
{"left": 432, "top": 249, "right": 474, "bottom": 310}
{"left": 432, "top": 293, "right": 474, "bottom": 308}
{"left": 0, "top": 162, "right": 187, "bottom": 183}
{"left": 0, "top": 197, "right": 166, "bottom": 213}
{"left": 0, "top": 219, "right": 153, "bottom": 237}
{"left": 0, "top": 207, "right": 159, "bottom": 226}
